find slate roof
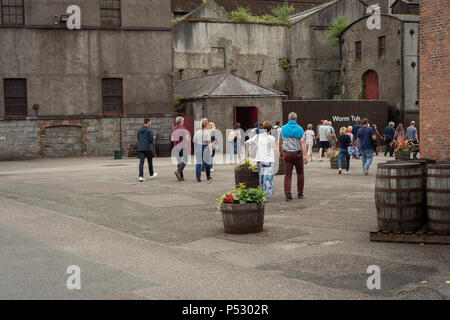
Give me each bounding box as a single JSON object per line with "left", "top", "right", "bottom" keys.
{"left": 171, "top": 0, "right": 331, "bottom": 16}
{"left": 174, "top": 73, "right": 285, "bottom": 100}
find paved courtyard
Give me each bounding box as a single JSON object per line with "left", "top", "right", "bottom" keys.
{"left": 0, "top": 155, "right": 448, "bottom": 300}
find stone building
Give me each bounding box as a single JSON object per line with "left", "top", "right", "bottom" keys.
{"left": 0, "top": 0, "right": 173, "bottom": 160}
{"left": 339, "top": 13, "right": 420, "bottom": 125}
{"left": 171, "top": 0, "right": 330, "bottom": 19}
{"left": 173, "top": 0, "right": 367, "bottom": 99}
{"left": 287, "top": 0, "right": 367, "bottom": 99}
{"left": 419, "top": 0, "right": 449, "bottom": 160}
{"left": 174, "top": 72, "right": 285, "bottom": 137}
{"left": 391, "top": 0, "right": 419, "bottom": 15}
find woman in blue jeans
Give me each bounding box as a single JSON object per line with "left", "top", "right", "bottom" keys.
{"left": 193, "top": 118, "right": 212, "bottom": 182}
{"left": 338, "top": 127, "right": 352, "bottom": 174}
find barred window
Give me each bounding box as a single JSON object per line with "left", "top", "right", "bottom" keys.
{"left": 378, "top": 36, "right": 386, "bottom": 58}
{"left": 102, "top": 78, "right": 123, "bottom": 115}
{"left": 355, "top": 41, "right": 362, "bottom": 62}
{"left": 2, "top": 0, "right": 25, "bottom": 26}
{"left": 4, "top": 79, "right": 27, "bottom": 116}
{"left": 100, "top": 0, "right": 121, "bottom": 27}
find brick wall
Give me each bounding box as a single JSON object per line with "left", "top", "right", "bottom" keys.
{"left": 419, "top": 0, "right": 450, "bottom": 160}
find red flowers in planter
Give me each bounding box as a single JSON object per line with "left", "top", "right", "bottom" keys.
{"left": 224, "top": 193, "right": 235, "bottom": 203}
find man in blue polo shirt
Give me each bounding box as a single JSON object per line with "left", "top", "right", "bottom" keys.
{"left": 357, "top": 118, "right": 376, "bottom": 176}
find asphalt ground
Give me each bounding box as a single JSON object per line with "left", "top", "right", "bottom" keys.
{"left": 0, "top": 154, "right": 448, "bottom": 299}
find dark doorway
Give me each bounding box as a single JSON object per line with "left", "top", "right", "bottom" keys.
{"left": 234, "top": 107, "right": 258, "bottom": 131}
{"left": 364, "top": 70, "right": 379, "bottom": 100}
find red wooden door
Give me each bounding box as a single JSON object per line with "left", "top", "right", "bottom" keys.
{"left": 252, "top": 107, "right": 259, "bottom": 125}
{"left": 365, "top": 70, "right": 379, "bottom": 100}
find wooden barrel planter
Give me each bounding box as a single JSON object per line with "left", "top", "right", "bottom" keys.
{"left": 155, "top": 133, "right": 172, "bottom": 157}
{"left": 235, "top": 169, "right": 260, "bottom": 189}
{"left": 375, "top": 163, "right": 425, "bottom": 232}
{"left": 395, "top": 150, "right": 410, "bottom": 160}
{"left": 221, "top": 203, "right": 265, "bottom": 234}
{"left": 330, "top": 157, "right": 346, "bottom": 169}
{"left": 427, "top": 164, "right": 450, "bottom": 235}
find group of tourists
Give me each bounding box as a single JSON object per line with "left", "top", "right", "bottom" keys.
{"left": 136, "top": 116, "right": 419, "bottom": 199}
{"left": 136, "top": 115, "right": 306, "bottom": 201}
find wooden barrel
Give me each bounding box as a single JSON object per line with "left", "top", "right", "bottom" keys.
{"left": 221, "top": 203, "right": 265, "bottom": 234}
{"left": 426, "top": 164, "right": 450, "bottom": 234}
{"left": 375, "top": 163, "right": 425, "bottom": 232}
{"left": 155, "top": 133, "right": 172, "bottom": 157}
{"left": 235, "top": 169, "right": 260, "bottom": 189}
{"left": 395, "top": 151, "right": 410, "bottom": 160}
{"left": 330, "top": 157, "right": 346, "bottom": 169}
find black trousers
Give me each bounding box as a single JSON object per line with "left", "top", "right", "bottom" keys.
{"left": 139, "top": 151, "right": 154, "bottom": 177}
{"left": 385, "top": 138, "right": 394, "bottom": 156}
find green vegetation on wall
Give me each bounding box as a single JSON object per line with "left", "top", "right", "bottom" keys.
{"left": 281, "top": 58, "right": 291, "bottom": 71}
{"left": 326, "top": 15, "right": 350, "bottom": 47}
{"left": 230, "top": 7, "right": 252, "bottom": 22}
{"left": 174, "top": 95, "right": 185, "bottom": 116}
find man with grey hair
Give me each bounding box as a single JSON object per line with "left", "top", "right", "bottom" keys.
{"left": 280, "top": 112, "right": 307, "bottom": 201}
{"left": 172, "top": 116, "right": 190, "bottom": 181}
{"left": 406, "top": 121, "right": 419, "bottom": 159}
{"left": 383, "top": 121, "right": 396, "bottom": 157}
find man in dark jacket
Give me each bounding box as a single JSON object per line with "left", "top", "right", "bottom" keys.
{"left": 137, "top": 118, "right": 157, "bottom": 182}
{"left": 383, "top": 121, "right": 396, "bottom": 157}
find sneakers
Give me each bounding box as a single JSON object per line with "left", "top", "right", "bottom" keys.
{"left": 139, "top": 177, "right": 145, "bottom": 182}
{"left": 338, "top": 168, "right": 342, "bottom": 174}
{"left": 297, "top": 193, "right": 304, "bottom": 199}
{"left": 207, "top": 176, "right": 213, "bottom": 181}
{"left": 174, "top": 170, "right": 182, "bottom": 181}
{"left": 149, "top": 173, "right": 158, "bottom": 179}
{"left": 286, "top": 195, "right": 293, "bottom": 201}
{"left": 346, "top": 171, "right": 351, "bottom": 175}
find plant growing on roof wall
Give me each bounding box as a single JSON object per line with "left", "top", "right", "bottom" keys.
{"left": 273, "top": 2, "right": 295, "bottom": 25}
{"left": 230, "top": 7, "right": 252, "bottom": 22}
{"left": 327, "top": 15, "right": 350, "bottom": 47}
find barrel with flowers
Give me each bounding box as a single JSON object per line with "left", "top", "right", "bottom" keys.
{"left": 217, "top": 183, "right": 266, "bottom": 234}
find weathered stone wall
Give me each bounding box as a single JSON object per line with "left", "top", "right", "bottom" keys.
{"left": 173, "top": 20, "right": 288, "bottom": 92}
{"left": 0, "top": 116, "right": 173, "bottom": 160}
{"left": 340, "top": 15, "right": 404, "bottom": 122}
{"left": 287, "top": 0, "right": 367, "bottom": 99}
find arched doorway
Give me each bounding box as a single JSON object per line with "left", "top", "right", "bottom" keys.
{"left": 363, "top": 70, "right": 379, "bottom": 100}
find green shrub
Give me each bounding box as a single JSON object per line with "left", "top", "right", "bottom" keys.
{"left": 273, "top": 3, "right": 295, "bottom": 24}
{"left": 231, "top": 7, "right": 252, "bottom": 22}
{"left": 327, "top": 15, "right": 350, "bottom": 47}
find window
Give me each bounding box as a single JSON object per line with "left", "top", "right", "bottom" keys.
{"left": 355, "top": 41, "right": 362, "bottom": 62}
{"left": 102, "top": 78, "right": 123, "bottom": 115}
{"left": 100, "top": 0, "right": 121, "bottom": 27}
{"left": 378, "top": 36, "right": 386, "bottom": 58}
{"left": 4, "top": 79, "right": 27, "bottom": 116}
{"left": 2, "top": 0, "right": 25, "bottom": 26}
